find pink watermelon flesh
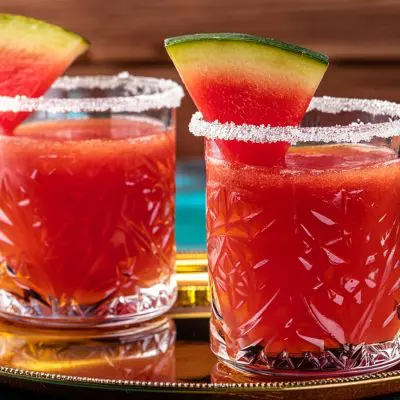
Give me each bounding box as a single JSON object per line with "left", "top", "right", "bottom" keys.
{"left": 0, "top": 54, "right": 76, "bottom": 133}
{"left": 196, "top": 77, "right": 305, "bottom": 166}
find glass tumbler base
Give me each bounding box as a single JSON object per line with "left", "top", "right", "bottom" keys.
{"left": 0, "top": 275, "right": 177, "bottom": 328}
{"left": 211, "top": 317, "right": 400, "bottom": 378}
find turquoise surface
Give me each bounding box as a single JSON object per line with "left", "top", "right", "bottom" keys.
{"left": 176, "top": 160, "right": 206, "bottom": 251}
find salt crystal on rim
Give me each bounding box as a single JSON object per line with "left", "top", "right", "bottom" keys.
{"left": 0, "top": 73, "right": 184, "bottom": 113}
{"left": 189, "top": 97, "right": 400, "bottom": 145}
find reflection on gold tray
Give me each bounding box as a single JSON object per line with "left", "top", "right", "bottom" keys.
{"left": 0, "top": 252, "right": 398, "bottom": 399}
{"left": 0, "top": 317, "right": 176, "bottom": 381}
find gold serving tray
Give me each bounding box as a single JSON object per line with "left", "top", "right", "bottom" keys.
{"left": 0, "top": 252, "right": 398, "bottom": 399}
{"left": 175, "top": 252, "right": 210, "bottom": 313}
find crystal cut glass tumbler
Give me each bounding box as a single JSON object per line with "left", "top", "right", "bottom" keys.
{"left": 0, "top": 73, "right": 184, "bottom": 327}
{"left": 189, "top": 97, "right": 400, "bottom": 377}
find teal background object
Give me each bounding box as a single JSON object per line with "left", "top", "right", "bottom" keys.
{"left": 176, "top": 160, "right": 206, "bottom": 251}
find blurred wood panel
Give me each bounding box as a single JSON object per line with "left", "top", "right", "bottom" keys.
{"left": 1, "top": 0, "right": 400, "bottom": 62}
{"left": 67, "top": 62, "right": 400, "bottom": 157}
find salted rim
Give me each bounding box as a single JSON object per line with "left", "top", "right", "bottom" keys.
{"left": 189, "top": 96, "right": 400, "bottom": 144}
{"left": 0, "top": 72, "right": 185, "bottom": 113}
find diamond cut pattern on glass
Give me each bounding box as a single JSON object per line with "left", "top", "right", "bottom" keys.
{"left": 0, "top": 121, "right": 176, "bottom": 323}
{"left": 207, "top": 144, "right": 400, "bottom": 374}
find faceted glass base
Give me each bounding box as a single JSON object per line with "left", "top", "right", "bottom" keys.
{"left": 211, "top": 316, "right": 400, "bottom": 378}
{"left": 0, "top": 275, "right": 177, "bottom": 328}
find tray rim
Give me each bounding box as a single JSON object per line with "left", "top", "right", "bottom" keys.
{"left": 1, "top": 364, "right": 400, "bottom": 394}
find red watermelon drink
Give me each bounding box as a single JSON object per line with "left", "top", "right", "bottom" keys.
{"left": 204, "top": 129, "right": 400, "bottom": 377}
{"left": 0, "top": 73, "right": 184, "bottom": 327}
{"left": 166, "top": 34, "right": 400, "bottom": 376}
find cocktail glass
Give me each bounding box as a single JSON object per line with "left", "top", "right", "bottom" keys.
{"left": 190, "top": 96, "right": 400, "bottom": 377}
{"left": 0, "top": 73, "right": 184, "bottom": 327}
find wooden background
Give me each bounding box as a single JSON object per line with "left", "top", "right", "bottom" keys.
{"left": 1, "top": 0, "right": 399, "bottom": 157}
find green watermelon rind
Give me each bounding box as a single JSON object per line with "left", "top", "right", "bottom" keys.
{"left": 0, "top": 13, "right": 90, "bottom": 51}
{"left": 165, "top": 33, "right": 328, "bottom": 66}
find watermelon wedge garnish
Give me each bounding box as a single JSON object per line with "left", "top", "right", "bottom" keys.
{"left": 0, "top": 14, "right": 89, "bottom": 134}
{"left": 165, "top": 33, "right": 328, "bottom": 166}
